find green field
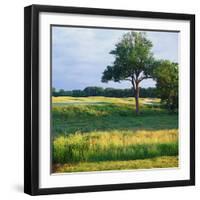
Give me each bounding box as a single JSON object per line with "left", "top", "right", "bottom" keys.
{"left": 52, "top": 96, "right": 178, "bottom": 173}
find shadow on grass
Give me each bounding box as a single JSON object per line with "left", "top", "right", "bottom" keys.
{"left": 52, "top": 103, "right": 178, "bottom": 136}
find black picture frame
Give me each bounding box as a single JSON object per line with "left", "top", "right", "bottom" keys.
{"left": 24, "top": 4, "right": 195, "bottom": 196}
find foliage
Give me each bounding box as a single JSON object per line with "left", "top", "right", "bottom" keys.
{"left": 152, "top": 60, "right": 178, "bottom": 112}
{"left": 101, "top": 32, "right": 154, "bottom": 83}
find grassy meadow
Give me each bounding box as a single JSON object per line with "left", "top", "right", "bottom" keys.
{"left": 52, "top": 96, "right": 178, "bottom": 173}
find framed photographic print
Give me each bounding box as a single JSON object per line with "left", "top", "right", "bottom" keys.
{"left": 24, "top": 4, "right": 195, "bottom": 195}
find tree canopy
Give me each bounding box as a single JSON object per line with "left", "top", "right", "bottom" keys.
{"left": 102, "top": 32, "right": 154, "bottom": 84}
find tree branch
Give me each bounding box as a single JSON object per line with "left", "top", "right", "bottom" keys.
{"left": 124, "top": 78, "right": 132, "bottom": 82}
{"left": 138, "top": 75, "right": 152, "bottom": 83}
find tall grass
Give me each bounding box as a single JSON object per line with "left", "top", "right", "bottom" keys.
{"left": 53, "top": 129, "right": 178, "bottom": 164}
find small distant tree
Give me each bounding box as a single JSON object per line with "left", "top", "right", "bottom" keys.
{"left": 59, "top": 89, "right": 65, "bottom": 96}
{"left": 152, "top": 60, "right": 178, "bottom": 112}
{"left": 72, "top": 90, "right": 85, "bottom": 97}
{"left": 102, "top": 32, "right": 155, "bottom": 114}
{"left": 84, "top": 87, "right": 104, "bottom": 96}
{"left": 52, "top": 87, "right": 57, "bottom": 96}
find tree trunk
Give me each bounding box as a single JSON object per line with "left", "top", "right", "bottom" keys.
{"left": 135, "top": 82, "right": 140, "bottom": 115}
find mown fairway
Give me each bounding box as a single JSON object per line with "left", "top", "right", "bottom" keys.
{"left": 52, "top": 96, "right": 178, "bottom": 173}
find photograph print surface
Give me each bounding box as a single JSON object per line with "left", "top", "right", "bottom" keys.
{"left": 51, "top": 26, "right": 179, "bottom": 173}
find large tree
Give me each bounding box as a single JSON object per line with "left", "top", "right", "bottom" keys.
{"left": 102, "top": 32, "right": 155, "bottom": 114}
{"left": 152, "top": 60, "right": 178, "bottom": 112}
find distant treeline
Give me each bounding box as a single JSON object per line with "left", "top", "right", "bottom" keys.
{"left": 52, "top": 86, "right": 157, "bottom": 98}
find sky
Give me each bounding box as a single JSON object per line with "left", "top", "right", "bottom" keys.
{"left": 52, "top": 26, "right": 179, "bottom": 91}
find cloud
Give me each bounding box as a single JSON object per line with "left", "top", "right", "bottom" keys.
{"left": 147, "top": 32, "right": 178, "bottom": 62}
{"left": 52, "top": 27, "right": 178, "bottom": 90}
